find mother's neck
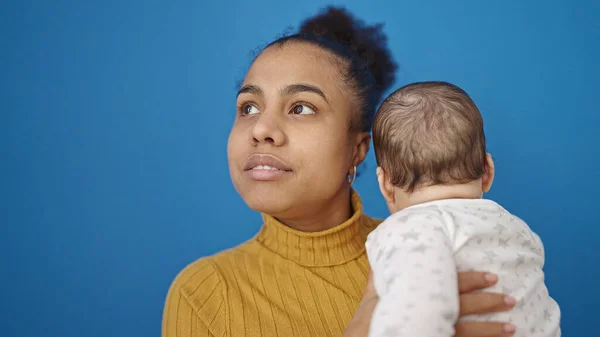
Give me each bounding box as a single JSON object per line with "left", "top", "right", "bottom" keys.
{"left": 272, "top": 188, "right": 354, "bottom": 233}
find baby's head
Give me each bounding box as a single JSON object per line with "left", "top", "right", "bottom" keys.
{"left": 372, "top": 81, "right": 495, "bottom": 213}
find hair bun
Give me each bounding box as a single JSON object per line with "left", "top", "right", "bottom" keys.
{"left": 298, "top": 6, "right": 397, "bottom": 98}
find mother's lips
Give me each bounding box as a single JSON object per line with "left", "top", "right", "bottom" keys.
{"left": 243, "top": 154, "right": 292, "bottom": 171}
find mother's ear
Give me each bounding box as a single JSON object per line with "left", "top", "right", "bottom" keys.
{"left": 352, "top": 132, "right": 371, "bottom": 166}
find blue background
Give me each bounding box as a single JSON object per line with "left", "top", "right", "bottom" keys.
{"left": 2, "top": 0, "right": 598, "bottom": 336}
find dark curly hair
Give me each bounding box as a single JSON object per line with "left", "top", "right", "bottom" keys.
{"left": 262, "top": 6, "right": 398, "bottom": 132}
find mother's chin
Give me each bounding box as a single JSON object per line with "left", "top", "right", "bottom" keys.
{"left": 231, "top": 175, "right": 299, "bottom": 216}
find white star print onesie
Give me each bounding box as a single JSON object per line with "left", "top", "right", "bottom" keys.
{"left": 365, "top": 198, "right": 561, "bottom": 337}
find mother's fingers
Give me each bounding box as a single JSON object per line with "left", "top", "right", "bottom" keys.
{"left": 457, "top": 271, "right": 498, "bottom": 293}
{"left": 459, "top": 292, "right": 516, "bottom": 316}
{"left": 454, "top": 321, "right": 516, "bottom": 337}
{"left": 362, "top": 269, "right": 377, "bottom": 300}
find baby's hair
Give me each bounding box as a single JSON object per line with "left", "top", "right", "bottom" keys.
{"left": 372, "top": 81, "right": 487, "bottom": 192}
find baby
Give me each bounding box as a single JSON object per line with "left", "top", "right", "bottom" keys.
{"left": 366, "top": 81, "right": 561, "bottom": 337}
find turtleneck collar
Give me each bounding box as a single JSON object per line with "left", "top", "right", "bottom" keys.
{"left": 256, "top": 189, "right": 371, "bottom": 267}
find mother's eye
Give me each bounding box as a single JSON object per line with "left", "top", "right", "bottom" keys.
{"left": 241, "top": 104, "right": 260, "bottom": 115}
{"left": 291, "top": 104, "right": 316, "bottom": 115}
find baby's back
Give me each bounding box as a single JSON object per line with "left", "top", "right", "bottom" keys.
{"left": 435, "top": 199, "right": 560, "bottom": 336}
{"left": 367, "top": 198, "right": 561, "bottom": 336}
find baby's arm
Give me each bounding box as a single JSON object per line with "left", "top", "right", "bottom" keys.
{"left": 366, "top": 210, "right": 459, "bottom": 337}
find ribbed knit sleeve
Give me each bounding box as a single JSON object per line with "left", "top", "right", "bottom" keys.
{"left": 163, "top": 258, "right": 228, "bottom": 337}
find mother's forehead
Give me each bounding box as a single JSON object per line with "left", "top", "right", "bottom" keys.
{"left": 244, "top": 43, "right": 344, "bottom": 87}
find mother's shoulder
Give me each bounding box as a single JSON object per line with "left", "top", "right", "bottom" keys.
{"left": 164, "top": 244, "right": 254, "bottom": 326}
{"left": 164, "top": 249, "right": 239, "bottom": 335}
{"left": 167, "top": 254, "right": 224, "bottom": 301}
{"left": 169, "top": 242, "right": 253, "bottom": 292}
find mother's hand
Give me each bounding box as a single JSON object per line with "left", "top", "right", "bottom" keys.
{"left": 455, "top": 272, "right": 516, "bottom": 337}
{"left": 343, "top": 270, "right": 516, "bottom": 337}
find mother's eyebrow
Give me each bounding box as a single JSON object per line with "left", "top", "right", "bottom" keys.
{"left": 281, "top": 84, "right": 329, "bottom": 103}
{"left": 237, "top": 84, "right": 262, "bottom": 97}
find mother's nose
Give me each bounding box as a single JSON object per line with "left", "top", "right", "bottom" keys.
{"left": 250, "top": 112, "right": 286, "bottom": 146}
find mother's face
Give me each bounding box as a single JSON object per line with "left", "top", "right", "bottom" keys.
{"left": 227, "top": 42, "right": 369, "bottom": 219}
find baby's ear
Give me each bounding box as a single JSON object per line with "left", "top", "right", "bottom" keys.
{"left": 375, "top": 167, "right": 385, "bottom": 190}
{"left": 376, "top": 166, "right": 384, "bottom": 180}
{"left": 376, "top": 167, "right": 395, "bottom": 203}
{"left": 482, "top": 153, "right": 495, "bottom": 193}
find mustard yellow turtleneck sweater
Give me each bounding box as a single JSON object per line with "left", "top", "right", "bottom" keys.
{"left": 162, "top": 191, "right": 382, "bottom": 337}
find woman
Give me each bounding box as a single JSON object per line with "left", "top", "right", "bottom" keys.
{"left": 163, "top": 7, "right": 516, "bottom": 337}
